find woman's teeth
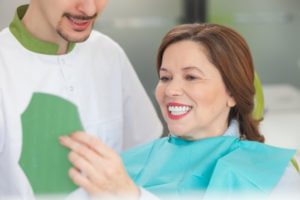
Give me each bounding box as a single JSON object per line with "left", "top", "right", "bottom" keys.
{"left": 168, "top": 106, "right": 192, "bottom": 115}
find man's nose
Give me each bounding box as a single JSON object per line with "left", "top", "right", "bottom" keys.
{"left": 77, "top": 0, "right": 97, "bottom": 17}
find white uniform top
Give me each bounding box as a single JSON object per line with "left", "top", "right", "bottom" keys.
{"left": 0, "top": 5, "right": 162, "bottom": 198}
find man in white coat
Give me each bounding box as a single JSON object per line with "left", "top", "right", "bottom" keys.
{"left": 0, "top": 0, "right": 162, "bottom": 199}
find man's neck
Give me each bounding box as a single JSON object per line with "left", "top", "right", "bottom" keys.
{"left": 57, "top": 44, "right": 68, "bottom": 55}
{"left": 21, "top": 4, "right": 69, "bottom": 55}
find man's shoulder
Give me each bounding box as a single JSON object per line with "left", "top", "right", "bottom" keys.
{"left": 0, "top": 27, "right": 19, "bottom": 54}
{"left": 0, "top": 27, "right": 12, "bottom": 43}
{"left": 0, "top": 28, "right": 14, "bottom": 57}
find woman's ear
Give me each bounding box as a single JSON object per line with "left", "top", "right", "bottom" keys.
{"left": 227, "top": 96, "right": 236, "bottom": 108}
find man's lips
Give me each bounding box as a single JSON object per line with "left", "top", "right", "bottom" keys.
{"left": 64, "top": 13, "right": 96, "bottom": 31}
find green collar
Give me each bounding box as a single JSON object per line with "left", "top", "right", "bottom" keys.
{"left": 9, "top": 5, "right": 75, "bottom": 55}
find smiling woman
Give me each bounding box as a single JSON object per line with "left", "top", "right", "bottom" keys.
{"left": 156, "top": 23, "right": 264, "bottom": 142}
{"left": 61, "top": 23, "right": 300, "bottom": 199}
{"left": 155, "top": 40, "right": 236, "bottom": 140}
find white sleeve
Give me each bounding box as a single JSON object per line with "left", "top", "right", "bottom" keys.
{"left": 139, "top": 187, "right": 160, "bottom": 200}
{"left": 0, "top": 88, "right": 4, "bottom": 153}
{"left": 270, "top": 155, "right": 300, "bottom": 199}
{"left": 0, "top": 57, "right": 5, "bottom": 154}
{"left": 65, "top": 188, "right": 91, "bottom": 200}
{"left": 119, "top": 48, "right": 163, "bottom": 150}
{"left": 66, "top": 187, "right": 160, "bottom": 200}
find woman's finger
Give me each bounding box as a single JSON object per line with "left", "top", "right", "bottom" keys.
{"left": 69, "top": 167, "right": 100, "bottom": 195}
{"left": 70, "top": 132, "right": 117, "bottom": 158}
{"left": 60, "top": 134, "right": 106, "bottom": 167}
{"left": 68, "top": 151, "right": 108, "bottom": 186}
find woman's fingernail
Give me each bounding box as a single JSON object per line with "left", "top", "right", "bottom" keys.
{"left": 59, "top": 135, "right": 67, "bottom": 143}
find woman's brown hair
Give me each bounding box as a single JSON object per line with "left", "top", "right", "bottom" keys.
{"left": 157, "top": 23, "right": 264, "bottom": 142}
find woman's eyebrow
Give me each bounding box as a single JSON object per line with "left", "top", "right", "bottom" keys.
{"left": 159, "top": 67, "right": 168, "bottom": 72}
{"left": 182, "top": 66, "right": 205, "bottom": 75}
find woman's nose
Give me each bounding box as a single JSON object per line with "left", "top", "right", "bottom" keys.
{"left": 165, "top": 79, "right": 183, "bottom": 97}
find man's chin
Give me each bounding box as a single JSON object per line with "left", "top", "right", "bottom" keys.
{"left": 57, "top": 29, "right": 92, "bottom": 43}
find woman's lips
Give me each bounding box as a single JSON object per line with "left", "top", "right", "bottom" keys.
{"left": 167, "top": 102, "right": 192, "bottom": 120}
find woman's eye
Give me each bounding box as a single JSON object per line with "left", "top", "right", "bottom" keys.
{"left": 160, "top": 76, "right": 171, "bottom": 82}
{"left": 185, "top": 75, "right": 198, "bottom": 80}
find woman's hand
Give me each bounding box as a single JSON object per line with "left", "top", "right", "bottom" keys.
{"left": 59, "top": 132, "right": 139, "bottom": 199}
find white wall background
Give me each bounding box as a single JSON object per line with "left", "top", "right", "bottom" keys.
{"left": 0, "top": 0, "right": 29, "bottom": 29}
{"left": 208, "top": 0, "right": 300, "bottom": 149}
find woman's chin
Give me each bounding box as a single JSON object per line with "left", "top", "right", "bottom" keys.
{"left": 170, "top": 131, "right": 191, "bottom": 140}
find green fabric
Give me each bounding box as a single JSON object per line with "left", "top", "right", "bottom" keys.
{"left": 9, "top": 5, "right": 75, "bottom": 55}
{"left": 253, "top": 73, "right": 265, "bottom": 120}
{"left": 291, "top": 157, "right": 300, "bottom": 173}
{"left": 20, "top": 93, "right": 83, "bottom": 194}
{"left": 122, "top": 136, "right": 295, "bottom": 199}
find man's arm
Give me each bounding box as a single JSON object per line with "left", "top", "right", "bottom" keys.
{"left": 118, "top": 48, "right": 162, "bottom": 150}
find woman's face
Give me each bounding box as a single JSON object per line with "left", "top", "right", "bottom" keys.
{"left": 155, "top": 40, "right": 236, "bottom": 140}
